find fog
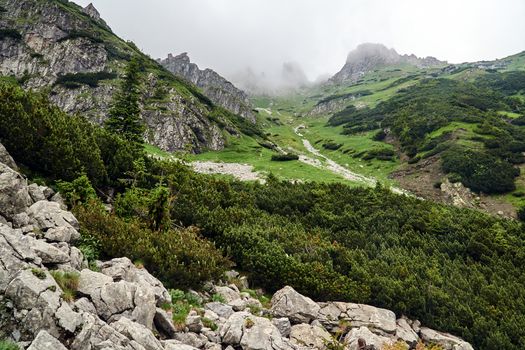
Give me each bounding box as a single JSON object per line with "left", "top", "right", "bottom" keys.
{"left": 73, "top": 0, "right": 525, "bottom": 91}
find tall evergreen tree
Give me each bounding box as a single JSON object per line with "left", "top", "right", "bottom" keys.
{"left": 105, "top": 56, "right": 145, "bottom": 146}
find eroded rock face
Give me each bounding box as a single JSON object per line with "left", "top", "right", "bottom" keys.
{"left": 0, "top": 0, "right": 229, "bottom": 153}
{"left": 159, "top": 53, "right": 256, "bottom": 123}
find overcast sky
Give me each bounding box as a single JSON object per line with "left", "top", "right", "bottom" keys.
{"left": 73, "top": 0, "right": 525, "bottom": 83}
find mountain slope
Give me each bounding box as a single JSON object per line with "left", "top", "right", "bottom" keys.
{"left": 330, "top": 43, "right": 445, "bottom": 84}
{"left": 159, "top": 52, "right": 256, "bottom": 123}
{"left": 0, "top": 0, "right": 258, "bottom": 152}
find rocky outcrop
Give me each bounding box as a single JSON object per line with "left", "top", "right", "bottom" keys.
{"left": 0, "top": 144, "right": 473, "bottom": 350}
{"left": 330, "top": 43, "right": 445, "bottom": 84}
{"left": 0, "top": 0, "right": 227, "bottom": 152}
{"left": 159, "top": 53, "right": 256, "bottom": 123}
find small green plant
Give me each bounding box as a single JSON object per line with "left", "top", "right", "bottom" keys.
{"left": 244, "top": 318, "right": 255, "bottom": 329}
{"left": 0, "top": 339, "right": 20, "bottom": 350}
{"left": 202, "top": 317, "right": 218, "bottom": 331}
{"left": 31, "top": 268, "right": 46, "bottom": 280}
{"left": 171, "top": 302, "right": 191, "bottom": 330}
{"left": 212, "top": 293, "right": 226, "bottom": 303}
{"left": 247, "top": 303, "right": 262, "bottom": 315}
{"left": 50, "top": 270, "right": 80, "bottom": 303}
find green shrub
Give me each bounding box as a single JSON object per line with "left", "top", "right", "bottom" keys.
{"left": 322, "top": 142, "right": 343, "bottom": 150}
{"left": 442, "top": 147, "right": 517, "bottom": 193}
{"left": 0, "top": 29, "right": 22, "bottom": 40}
{"left": 50, "top": 271, "right": 80, "bottom": 302}
{"left": 54, "top": 71, "right": 117, "bottom": 89}
{"left": 31, "top": 268, "right": 46, "bottom": 280}
{"left": 74, "top": 202, "right": 231, "bottom": 289}
{"left": 0, "top": 340, "right": 19, "bottom": 350}
{"left": 271, "top": 153, "right": 299, "bottom": 161}
{"left": 56, "top": 175, "right": 97, "bottom": 207}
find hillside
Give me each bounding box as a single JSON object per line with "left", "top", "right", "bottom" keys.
{"left": 0, "top": 0, "right": 261, "bottom": 152}
{"left": 159, "top": 52, "right": 256, "bottom": 123}
{"left": 186, "top": 46, "right": 525, "bottom": 217}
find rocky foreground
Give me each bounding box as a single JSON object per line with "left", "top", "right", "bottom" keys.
{"left": 0, "top": 143, "right": 473, "bottom": 350}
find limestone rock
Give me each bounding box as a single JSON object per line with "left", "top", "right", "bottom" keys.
{"left": 111, "top": 317, "right": 164, "bottom": 350}
{"left": 205, "top": 302, "right": 234, "bottom": 319}
{"left": 78, "top": 269, "right": 113, "bottom": 297}
{"left": 272, "top": 317, "right": 291, "bottom": 338}
{"left": 420, "top": 327, "right": 474, "bottom": 350}
{"left": 154, "top": 308, "right": 177, "bottom": 338}
{"left": 270, "top": 286, "right": 320, "bottom": 324}
{"left": 289, "top": 323, "right": 331, "bottom": 349}
{"left": 0, "top": 143, "right": 18, "bottom": 170}
{"left": 344, "top": 326, "right": 395, "bottom": 350}
{"left": 396, "top": 317, "right": 418, "bottom": 345}
{"left": 32, "top": 239, "right": 70, "bottom": 264}
{"left": 27, "top": 330, "right": 67, "bottom": 350}
{"left": 0, "top": 163, "right": 32, "bottom": 221}
{"left": 214, "top": 285, "right": 241, "bottom": 303}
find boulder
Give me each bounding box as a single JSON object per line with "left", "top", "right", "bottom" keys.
{"left": 154, "top": 307, "right": 177, "bottom": 338}
{"left": 32, "top": 239, "right": 70, "bottom": 264}
{"left": 344, "top": 326, "right": 395, "bottom": 350}
{"left": 27, "top": 183, "right": 46, "bottom": 202}
{"left": 132, "top": 283, "right": 157, "bottom": 329}
{"left": 92, "top": 280, "right": 137, "bottom": 320}
{"left": 205, "top": 302, "right": 234, "bottom": 319}
{"left": 420, "top": 328, "right": 474, "bottom": 350}
{"left": 71, "top": 312, "right": 132, "bottom": 350}
{"left": 270, "top": 286, "right": 320, "bottom": 323}
{"left": 111, "top": 317, "right": 164, "bottom": 350}
{"left": 186, "top": 312, "right": 203, "bottom": 333}
{"left": 55, "top": 302, "right": 83, "bottom": 333}
{"left": 27, "top": 329, "right": 67, "bottom": 350}
{"left": 289, "top": 323, "right": 331, "bottom": 349}
{"left": 396, "top": 317, "right": 419, "bottom": 345}
{"left": 214, "top": 285, "right": 241, "bottom": 303}
{"left": 164, "top": 342, "right": 200, "bottom": 350}
{"left": 272, "top": 317, "right": 291, "bottom": 337}
{"left": 100, "top": 257, "right": 171, "bottom": 306}
{"left": 173, "top": 332, "right": 208, "bottom": 348}
{"left": 27, "top": 201, "right": 80, "bottom": 238}
{"left": 44, "top": 226, "right": 80, "bottom": 243}
{"left": 0, "top": 163, "right": 32, "bottom": 221}
{"left": 0, "top": 143, "right": 18, "bottom": 170}
{"left": 78, "top": 269, "right": 113, "bottom": 297}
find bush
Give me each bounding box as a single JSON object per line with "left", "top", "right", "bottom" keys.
{"left": 442, "top": 147, "right": 517, "bottom": 193}
{"left": 271, "top": 153, "right": 299, "bottom": 161}
{"left": 322, "top": 142, "right": 343, "bottom": 150}
{"left": 0, "top": 29, "right": 22, "bottom": 40}
{"left": 50, "top": 270, "right": 80, "bottom": 302}
{"left": 56, "top": 175, "right": 97, "bottom": 207}
{"left": 74, "top": 202, "right": 232, "bottom": 289}
{"left": 0, "top": 340, "right": 19, "bottom": 350}
{"left": 54, "top": 71, "right": 117, "bottom": 89}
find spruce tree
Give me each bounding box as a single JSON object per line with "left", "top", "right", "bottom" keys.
{"left": 105, "top": 56, "right": 145, "bottom": 146}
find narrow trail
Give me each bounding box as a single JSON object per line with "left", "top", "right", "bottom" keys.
{"left": 293, "top": 124, "right": 413, "bottom": 196}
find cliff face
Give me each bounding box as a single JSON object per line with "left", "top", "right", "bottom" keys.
{"left": 0, "top": 0, "right": 228, "bottom": 152}
{"left": 330, "top": 43, "right": 445, "bottom": 84}
{"left": 159, "top": 53, "right": 256, "bottom": 123}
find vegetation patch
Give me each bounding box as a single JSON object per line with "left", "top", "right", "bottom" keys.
{"left": 271, "top": 153, "right": 299, "bottom": 161}
{"left": 54, "top": 71, "right": 117, "bottom": 89}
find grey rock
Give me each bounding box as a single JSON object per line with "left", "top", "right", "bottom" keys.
{"left": 214, "top": 286, "right": 241, "bottom": 303}
{"left": 173, "top": 332, "right": 207, "bottom": 349}
{"left": 160, "top": 53, "right": 255, "bottom": 122}
{"left": 12, "top": 212, "right": 30, "bottom": 228}
{"left": 50, "top": 193, "right": 67, "bottom": 210}
{"left": 289, "top": 323, "right": 331, "bottom": 349}
{"left": 272, "top": 317, "right": 291, "bottom": 338}
{"left": 0, "top": 163, "right": 32, "bottom": 221}
{"left": 78, "top": 269, "right": 113, "bottom": 297}
{"left": 69, "top": 246, "right": 84, "bottom": 271}
{"left": 32, "top": 239, "right": 70, "bottom": 264}
{"left": 55, "top": 301, "right": 83, "bottom": 333}
{"left": 420, "top": 327, "right": 474, "bottom": 350}
{"left": 92, "top": 280, "right": 136, "bottom": 320}
{"left": 132, "top": 283, "right": 157, "bottom": 329}
{"left": 71, "top": 312, "right": 131, "bottom": 350}
{"left": 186, "top": 312, "right": 203, "bottom": 333}
{"left": 27, "top": 329, "right": 67, "bottom": 350}
{"left": 164, "top": 343, "right": 200, "bottom": 350}
{"left": 0, "top": 143, "right": 18, "bottom": 170}
{"left": 344, "top": 326, "right": 395, "bottom": 350}
{"left": 27, "top": 200, "right": 79, "bottom": 232}
{"left": 44, "top": 226, "right": 80, "bottom": 243}
{"left": 154, "top": 308, "right": 177, "bottom": 338}
{"left": 28, "top": 183, "right": 47, "bottom": 203}
{"left": 111, "top": 317, "right": 163, "bottom": 350}
{"left": 205, "top": 302, "right": 234, "bottom": 319}
{"left": 75, "top": 297, "right": 97, "bottom": 314}
{"left": 396, "top": 317, "right": 419, "bottom": 345}
{"left": 100, "top": 257, "right": 171, "bottom": 306}
{"left": 270, "top": 286, "right": 320, "bottom": 324}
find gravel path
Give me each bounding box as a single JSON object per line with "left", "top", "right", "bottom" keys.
{"left": 192, "top": 161, "right": 264, "bottom": 182}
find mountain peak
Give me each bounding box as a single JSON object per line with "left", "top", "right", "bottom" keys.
{"left": 331, "top": 43, "right": 445, "bottom": 83}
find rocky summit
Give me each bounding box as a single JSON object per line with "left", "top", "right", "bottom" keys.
{"left": 0, "top": 144, "right": 473, "bottom": 349}
{"left": 329, "top": 43, "right": 444, "bottom": 84}
{"left": 159, "top": 53, "right": 256, "bottom": 123}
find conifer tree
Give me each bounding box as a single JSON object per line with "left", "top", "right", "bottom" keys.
{"left": 105, "top": 56, "right": 145, "bottom": 146}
